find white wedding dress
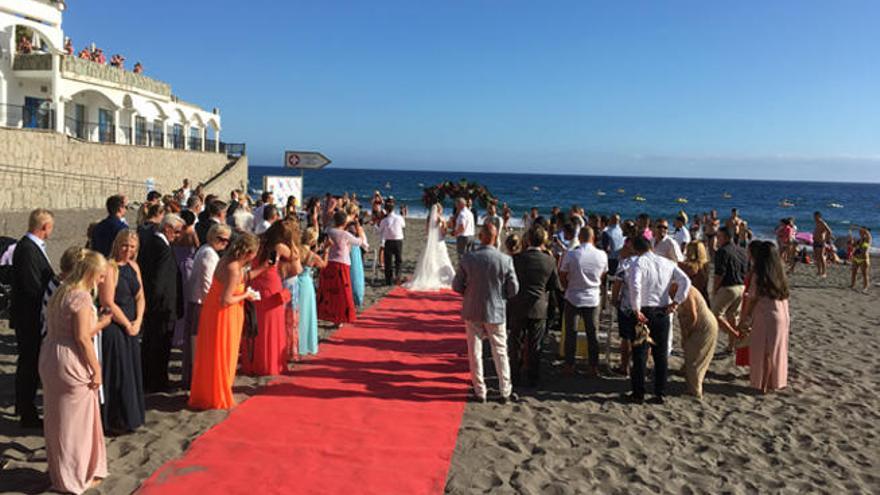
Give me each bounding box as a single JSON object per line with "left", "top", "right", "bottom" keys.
{"left": 404, "top": 204, "right": 456, "bottom": 291}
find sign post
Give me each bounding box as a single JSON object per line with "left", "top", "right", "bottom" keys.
{"left": 283, "top": 150, "right": 331, "bottom": 209}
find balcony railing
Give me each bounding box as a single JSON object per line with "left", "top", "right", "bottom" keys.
{"left": 189, "top": 136, "right": 202, "bottom": 151}
{"left": 1, "top": 103, "right": 54, "bottom": 130}
{"left": 205, "top": 138, "right": 217, "bottom": 151}
{"left": 64, "top": 117, "right": 116, "bottom": 144}
{"left": 12, "top": 53, "right": 53, "bottom": 71}
{"left": 60, "top": 55, "right": 172, "bottom": 97}
{"left": 220, "top": 142, "right": 246, "bottom": 158}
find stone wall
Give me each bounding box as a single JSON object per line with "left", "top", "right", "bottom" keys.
{"left": 0, "top": 127, "right": 247, "bottom": 211}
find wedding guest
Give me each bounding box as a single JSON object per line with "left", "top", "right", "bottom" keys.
{"left": 40, "top": 250, "right": 112, "bottom": 493}
{"left": 560, "top": 227, "right": 608, "bottom": 377}
{"left": 453, "top": 197, "right": 475, "bottom": 262}
{"left": 504, "top": 233, "right": 522, "bottom": 256}
{"left": 636, "top": 214, "right": 653, "bottom": 241}
{"left": 502, "top": 203, "right": 512, "bottom": 230}
{"left": 673, "top": 215, "right": 691, "bottom": 251}
{"left": 231, "top": 199, "right": 255, "bottom": 234}
{"left": 726, "top": 208, "right": 744, "bottom": 244}
{"left": 680, "top": 240, "right": 711, "bottom": 301}
{"left": 189, "top": 234, "right": 260, "bottom": 410}
{"left": 280, "top": 220, "right": 304, "bottom": 360}
{"left": 182, "top": 224, "right": 231, "bottom": 387}
{"left": 297, "top": 227, "right": 326, "bottom": 357}
{"left": 90, "top": 195, "right": 128, "bottom": 257}
{"left": 712, "top": 227, "right": 748, "bottom": 354}
{"left": 452, "top": 223, "right": 519, "bottom": 403}
{"left": 346, "top": 205, "right": 368, "bottom": 305}
{"left": 196, "top": 200, "right": 227, "bottom": 245}
{"left": 253, "top": 191, "right": 274, "bottom": 226}
{"left": 654, "top": 218, "right": 684, "bottom": 263}
{"left": 241, "top": 221, "right": 299, "bottom": 376}
{"left": 11, "top": 208, "right": 56, "bottom": 428}
{"left": 626, "top": 235, "right": 691, "bottom": 404}
{"left": 136, "top": 190, "right": 162, "bottom": 226}
{"left": 318, "top": 211, "right": 366, "bottom": 328}
{"left": 137, "top": 214, "right": 184, "bottom": 393}
{"left": 523, "top": 207, "right": 539, "bottom": 231}
{"left": 484, "top": 203, "right": 503, "bottom": 248}
{"left": 137, "top": 204, "right": 163, "bottom": 242}
{"left": 255, "top": 204, "right": 278, "bottom": 235}
{"left": 509, "top": 227, "right": 562, "bottom": 387}
{"left": 849, "top": 226, "right": 872, "bottom": 292}
{"left": 739, "top": 242, "right": 790, "bottom": 393}
{"left": 611, "top": 253, "right": 638, "bottom": 376}
{"left": 673, "top": 283, "right": 718, "bottom": 399}
{"left": 378, "top": 202, "right": 404, "bottom": 285}
{"left": 98, "top": 230, "right": 146, "bottom": 433}
{"left": 284, "top": 195, "right": 298, "bottom": 220}
{"left": 197, "top": 194, "right": 216, "bottom": 225}
{"left": 602, "top": 214, "right": 625, "bottom": 275}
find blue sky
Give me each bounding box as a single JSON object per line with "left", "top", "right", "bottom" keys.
{"left": 63, "top": 1, "right": 879, "bottom": 181}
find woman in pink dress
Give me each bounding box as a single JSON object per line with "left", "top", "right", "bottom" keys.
{"left": 39, "top": 249, "right": 113, "bottom": 493}
{"left": 241, "top": 220, "right": 301, "bottom": 376}
{"left": 739, "top": 241, "right": 790, "bottom": 394}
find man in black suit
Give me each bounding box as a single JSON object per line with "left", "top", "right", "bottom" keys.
{"left": 137, "top": 213, "right": 184, "bottom": 392}
{"left": 195, "top": 199, "right": 227, "bottom": 245}
{"left": 508, "top": 226, "right": 562, "bottom": 388}
{"left": 90, "top": 194, "right": 128, "bottom": 257}
{"left": 11, "top": 209, "right": 55, "bottom": 427}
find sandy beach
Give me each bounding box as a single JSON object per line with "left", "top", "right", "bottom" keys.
{"left": 1, "top": 209, "right": 878, "bottom": 493}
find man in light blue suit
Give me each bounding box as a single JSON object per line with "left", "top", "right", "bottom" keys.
{"left": 453, "top": 222, "right": 519, "bottom": 404}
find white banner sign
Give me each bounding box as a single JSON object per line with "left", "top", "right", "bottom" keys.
{"left": 263, "top": 175, "right": 303, "bottom": 209}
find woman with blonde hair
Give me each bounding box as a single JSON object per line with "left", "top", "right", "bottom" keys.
{"left": 680, "top": 240, "right": 711, "bottom": 301}
{"left": 189, "top": 233, "right": 261, "bottom": 409}
{"left": 98, "top": 230, "right": 146, "bottom": 433}
{"left": 297, "top": 227, "right": 327, "bottom": 356}
{"left": 40, "top": 249, "right": 113, "bottom": 493}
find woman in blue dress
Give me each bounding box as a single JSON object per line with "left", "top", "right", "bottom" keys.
{"left": 346, "top": 206, "right": 367, "bottom": 308}
{"left": 299, "top": 227, "right": 328, "bottom": 356}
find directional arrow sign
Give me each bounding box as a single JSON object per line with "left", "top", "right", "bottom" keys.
{"left": 285, "top": 151, "right": 331, "bottom": 169}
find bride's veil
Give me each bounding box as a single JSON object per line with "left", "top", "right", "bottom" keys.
{"left": 405, "top": 202, "right": 455, "bottom": 290}
{"left": 426, "top": 203, "right": 441, "bottom": 245}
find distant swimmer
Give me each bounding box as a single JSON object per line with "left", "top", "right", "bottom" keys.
{"left": 828, "top": 203, "right": 844, "bottom": 209}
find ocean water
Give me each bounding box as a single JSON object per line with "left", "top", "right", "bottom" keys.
{"left": 249, "top": 166, "right": 880, "bottom": 246}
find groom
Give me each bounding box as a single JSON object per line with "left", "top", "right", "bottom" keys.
{"left": 452, "top": 222, "right": 519, "bottom": 403}
{"left": 453, "top": 197, "right": 475, "bottom": 262}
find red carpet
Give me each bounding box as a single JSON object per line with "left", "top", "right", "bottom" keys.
{"left": 139, "top": 288, "right": 469, "bottom": 495}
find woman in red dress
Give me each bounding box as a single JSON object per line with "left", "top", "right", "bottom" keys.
{"left": 241, "top": 220, "right": 302, "bottom": 376}
{"left": 318, "top": 210, "right": 367, "bottom": 328}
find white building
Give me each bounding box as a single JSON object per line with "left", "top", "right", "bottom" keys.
{"left": 0, "top": 0, "right": 223, "bottom": 152}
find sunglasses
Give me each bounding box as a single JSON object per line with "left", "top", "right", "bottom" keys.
{"left": 218, "top": 237, "right": 231, "bottom": 243}
{"left": 657, "top": 225, "right": 669, "bottom": 229}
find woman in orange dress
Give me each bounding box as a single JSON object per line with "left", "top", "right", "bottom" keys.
{"left": 188, "top": 233, "right": 261, "bottom": 410}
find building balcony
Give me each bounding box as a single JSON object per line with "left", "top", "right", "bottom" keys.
{"left": 60, "top": 56, "right": 171, "bottom": 97}
{"left": 13, "top": 53, "right": 172, "bottom": 98}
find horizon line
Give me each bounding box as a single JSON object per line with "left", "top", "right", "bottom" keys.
{"left": 248, "top": 164, "right": 880, "bottom": 186}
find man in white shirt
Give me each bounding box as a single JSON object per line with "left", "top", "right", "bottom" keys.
{"left": 653, "top": 218, "right": 684, "bottom": 263}
{"left": 453, "top": 197, "right": 475, "bottom": 262}
{"left": 252, "top": 191, "right": 274, "bottom": 228}
{"left": 626, "top": 236, "right": 692, "bottom": 404}
{"left": 378, "top": 202, "right": 406, "bottom": 285}
{"left": 672, "top": 215, "right": 691, "bottom": 251}
{"left": 559, "top": 227, "right": 608, "bottom": 377}
{"left": 483, "top": 203, "right": 503, "bottom": 248}
{"left": 254, "top": 204, "right": 278, "bottom": 235}
{"left": 182, "top": 224, "right": 231, "bottom": 387}
{"left": 180, "top": 178, "right": 192, "bottom": 204}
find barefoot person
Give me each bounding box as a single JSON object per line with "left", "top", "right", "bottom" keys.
{"left": 452, "top": 223, "right": 519, "bottom": 403}
{"left": 711, "top": 227, "right": 748, "bottom": 354}
{"left": 850, "top": 226, "right": 872, "bottom": 292}
{"left": 812, "top": 211, "right": 832, "bottom": 278}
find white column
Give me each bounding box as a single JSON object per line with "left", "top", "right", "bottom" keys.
{"left": 130, "top": 112, "right": 136, "bottom": 145}
{"left": 113, "top": 109, "right": 121, "bottom": 144}
{"left": 215, "top": 128, "right": 221, "bottom": 152}
{"left": 52, "top": 54, "right": 64, "bottom": 133}
{"left": 201, "top": 126, "right": 206, "bottom": 151}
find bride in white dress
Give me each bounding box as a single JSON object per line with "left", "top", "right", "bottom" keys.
{"left": 404, "top": 203, "right": 456, "bottom": 291}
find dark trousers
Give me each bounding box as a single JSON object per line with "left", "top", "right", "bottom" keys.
{"left": 563, "top": 302, "right": 600, "bottom": 367}
{"left": 141, "top": 313, "right": 175, "bottom": 393}
{"left": 508, "top": 318, "right": 547, "bottom": 386}
{"left": 630, "top": 306, "right": 671, "bottom": 398}
{"left": 383, "top": 240, "right": 403, "bottom": 285}
{"left": 14, "top": 326, "right": 41, "bottom": 420}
